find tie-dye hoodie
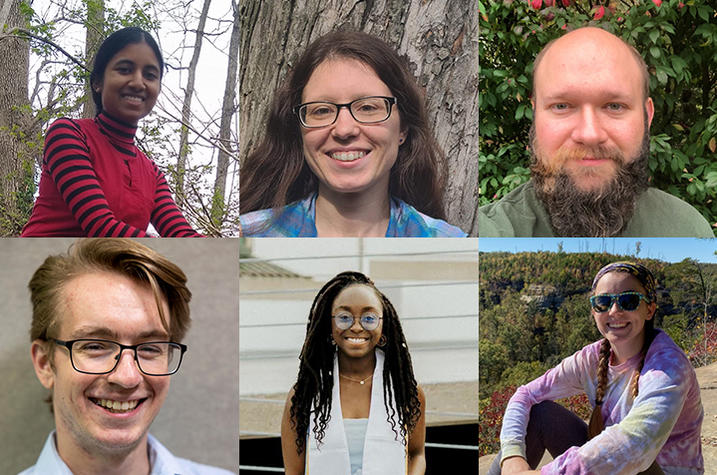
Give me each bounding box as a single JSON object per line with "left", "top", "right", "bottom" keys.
{"left": 500, "top": 330, "right": 704, "bottom": 474}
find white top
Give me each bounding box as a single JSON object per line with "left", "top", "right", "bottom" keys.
{"left": 19, "top": 431, "right": 236, "bottom": 475}
{"left": 306, "top": 349, "right": 407, "bottom": 475}
{"left": 344, "top": 418, "right": 368, "bottom": 475}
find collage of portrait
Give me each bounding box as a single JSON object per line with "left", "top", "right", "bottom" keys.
{"left": 1, "top": 1, "right": 715, "bottom": 475}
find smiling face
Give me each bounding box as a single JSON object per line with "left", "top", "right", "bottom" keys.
{"left": 94, "top": 41, "right": 161, "bottom": 125}
{"left": 31, "top": 271, "right": 171, "bottom": 459}
{"left": 300, "top": 58, "right": 406, "bottom": 199}
{"left": 592, "top": 271, "right": 656, "bottom": 364}
{"left": 330, "top": 284, "right": 384, "bottom": 360}
{"left": 532, "top": 27, "right": 654, "bottom": 193}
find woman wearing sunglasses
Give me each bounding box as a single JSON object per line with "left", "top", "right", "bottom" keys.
{"left": 280, "top": 271, "right": 426, "bottom": 474}
{"left": 240, "top": 31, "right": 465, "bottom": 237}
{"left": 491, "top": 262, "right": 703, "bottom": 475}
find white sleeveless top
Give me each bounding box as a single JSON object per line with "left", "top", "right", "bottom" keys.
{"left": 305, "top": 349, "right": 407, "bottom": 475}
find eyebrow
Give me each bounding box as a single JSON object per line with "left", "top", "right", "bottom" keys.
{"left": 113, "top": 59, "right": 160, "bottom": 72}
{"left": 68, "top": 326, "right": 169, "bottom": 340}
{"left": 334, "top": 305, "right": 380, "bottom": 313}
{"left": 540, "top": 91, "right": 636, "bottom": 103}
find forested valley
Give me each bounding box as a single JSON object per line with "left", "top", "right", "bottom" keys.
{"left": 479, "top": 250, "right": 716, "bottom": 455}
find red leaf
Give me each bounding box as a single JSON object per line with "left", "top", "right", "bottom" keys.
{"left": 652, "top": 0, "right": 662, "bottom": 6}
{"left": 593, "top": 5, "right": 605, "bottom": 20}
{"left": 531, "top": 0, "right": 542, "bottom": 9}
{"left": 561, "top": 0, "right": 571, "bottom": 6}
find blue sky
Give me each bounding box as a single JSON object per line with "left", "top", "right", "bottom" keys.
{"left": 479, "top": 238, "right": 717, "bottom": 264}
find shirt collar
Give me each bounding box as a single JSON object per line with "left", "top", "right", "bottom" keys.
{"left": 94, "top": 111, "right": 137, "bottom": 145}
{"left": 298, "top": 193, "right": 428, "bottom": 237}
{"left": 29, "top": 431, "right": 186, "bottom": 475}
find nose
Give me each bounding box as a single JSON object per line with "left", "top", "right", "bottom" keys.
{"left": 607, "top": 299, "right": 622, "bottom": 315}
{"left": 349, "top": 316, "right": 363, "bottom": 332}
{"left": 331, "top": 106, "right": 359, "bottom": 139}
{"left": 571, "top": 107, "right": 607, "bottom": 146}
{"left": 106, "top": 349, "right": 143, "bottom": 388}
{"left": 127, "top": 70, "right": 146, "bottom": 90}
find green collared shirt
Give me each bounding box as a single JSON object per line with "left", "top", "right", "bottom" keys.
{"left": 479, "top": 181, "right": 714, "bottom": 237}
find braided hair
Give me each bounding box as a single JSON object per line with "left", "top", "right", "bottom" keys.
{"left": 288, "top": 271, "right": 421, "bottom": 453}
{"left": 587, "top": 262, "right": 658, "bottom": 439}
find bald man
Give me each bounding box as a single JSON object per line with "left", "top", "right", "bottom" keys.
{"left": 479, "top": 27, "right": 713, "bottom": 237}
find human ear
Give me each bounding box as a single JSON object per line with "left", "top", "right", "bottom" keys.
{"left": 644, "top": 97, "right": 654, "bottom": 129}
{"left": 30, "top": 340, "right": 55, "bottom": 390}
{"left": 645, "top": 302, "right": 657, "bottom": 321}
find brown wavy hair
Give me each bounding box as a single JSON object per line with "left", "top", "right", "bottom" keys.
{"left": 29, "top": 238, "right": 192, "bottom": 346}
{"left": 240, "top": 30, "right": 447, "bottom": 219}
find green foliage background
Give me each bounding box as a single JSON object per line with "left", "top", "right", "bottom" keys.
{"left": 479, "top": 250, "right": 717, "bottom": 401}
{"left": 479, "top": 0, "right": 717, "bottom": 235}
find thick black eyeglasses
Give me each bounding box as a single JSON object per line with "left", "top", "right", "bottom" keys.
{"left": 293, "top": 96, "right": 397, "bottom": 128}
{"left": 53, "top": 338, "right": 187, "bottom": 376}
{"left": 332, "top": 313, "right": 382, "bottom": 331}
{"left": 589, "top": 292, "right": 650, "bottom": 313}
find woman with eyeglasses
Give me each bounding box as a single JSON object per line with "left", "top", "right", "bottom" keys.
{"left": 280, "top": 271, "right": 426, "bottom": 474}
{"left": 240, "top": 30, "right": 465, "bottom": 237}
{"left": 491, "top": 262, "right": 703, "bottom": 475}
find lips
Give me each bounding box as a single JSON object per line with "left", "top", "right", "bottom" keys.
{"left": 607, "top": 322, "right": 629, "bottom": 329}
{"left": 328, "top": 150, "right": 369, "bottom": 162}
{"left": 121, "top": 94, "right": 145, "bottom": 104}
{"left": 90, "top": 397, "right": 145, "bottom": 414}
{"left": 345, "top": 336, "right": 369, "bottom": 344}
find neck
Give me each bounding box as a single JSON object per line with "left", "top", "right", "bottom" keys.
{"left": 95, "top": 111, "right": 138, "bottom": 144}
{"left": 610, "top": 331, "right": 646, "bottom": 365}
{"left": 338, "top": 349, "right": 377, "bottom": 378}
{"left": 314, "top": 186, "right": 391, "bottom": 237}
{"left": 55, "top": 430, "right": 150, "bottom": 475}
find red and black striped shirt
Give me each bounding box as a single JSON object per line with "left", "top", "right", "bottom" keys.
{"left": 22, "top": 112, "right": 201, "bottom": 237}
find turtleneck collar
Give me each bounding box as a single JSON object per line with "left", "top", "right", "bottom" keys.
{"left": 94, "top": 111, "right": 137, "bottom": 145}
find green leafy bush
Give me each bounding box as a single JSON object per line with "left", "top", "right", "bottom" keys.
{"left": 479, "top": 0, "right": 717, "bottom": 235}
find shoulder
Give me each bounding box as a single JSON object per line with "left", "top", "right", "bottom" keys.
{"left": 478, "top": 181, "right": 549, "bottom": 237}
{"left": 626, "top": 188, "right": 714, "bottom": 237}
{"left": 643, "top": 330, "right": 695, "bottom": 377}
{"left": 393, "top": 199, "right": 467, "bottom": 237}
{"left": 171, "top": 458, "right": 236, "bottom": 475}
{"left": 148, "top": 434, "right": 236, "bottom": 475}
{"left": 18, "top": 432, "right": 70, "bottom": 475}
{"left": 45, "top": 117, "right": 87, "bottom": 141}
{"left": 240, "top": 198, "right": 313, "bottom": 237}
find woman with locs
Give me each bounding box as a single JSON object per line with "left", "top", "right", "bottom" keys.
{"left": 22, "top": 27, "right": 201, "bottom": 237}
{"left": 491, "top": 262, "right": 703, "bottom": 475}
{"left": 281, "top": 271, "right": 426, "bottom": 474}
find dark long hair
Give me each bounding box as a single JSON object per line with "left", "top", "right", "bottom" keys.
{"left": 289, "top": 271, "right": 421, "bottom": 453}
{"left": 241, "top": 30, "right": 447, "bottom": 219}
{"left": 90, "top": 27, "right": 164, "bottom": 115}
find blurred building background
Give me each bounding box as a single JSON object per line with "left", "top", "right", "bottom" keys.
{"left": 239, "top": 238, "right": 478, "bottom": 473}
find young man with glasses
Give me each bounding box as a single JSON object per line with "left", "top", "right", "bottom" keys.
{"left": 22, "top": 239, "right": 234, "bottom": 475}
{"left": 479, "top": 27, "right": 713, "bottom": 237}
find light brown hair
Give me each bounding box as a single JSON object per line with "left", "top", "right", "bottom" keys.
{"left": 29, "top": 238, "right": 192, "bottom": 345}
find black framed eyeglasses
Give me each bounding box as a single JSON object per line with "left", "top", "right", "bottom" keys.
{"left": 332, "top": 313, "right": 383, "bottom": 331}
{"left": 589, "top": 292, "right": 650, "bottom": 313}
{"left": 293, "top": 96, "right": 397, "bottom": 128}
{"left": 53, "top": 338, "right": 187, "bottom": 376}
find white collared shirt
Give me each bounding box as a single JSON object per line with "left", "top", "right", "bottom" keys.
{"left": 19, "top": 431, "right": 236, "bottom": 475}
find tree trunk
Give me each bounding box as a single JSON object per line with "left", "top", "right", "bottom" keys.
{"left": 0, "top": 0, "right": 33, "bottom": 236}
{"left": 239, "top": 0, "right": 479, "bottom": 235}
{"left": 211, "top": 0, "right": 239, "bottom": 228}
{"left": 82, "top": 0, "right": 104, "bottom": 118}
{"left": 176, "top": 0, "right": 212, "bottom": 196}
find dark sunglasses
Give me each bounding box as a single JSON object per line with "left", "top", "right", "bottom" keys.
{"left": 589, "top": 291, "right": 650, "bottom": 313}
